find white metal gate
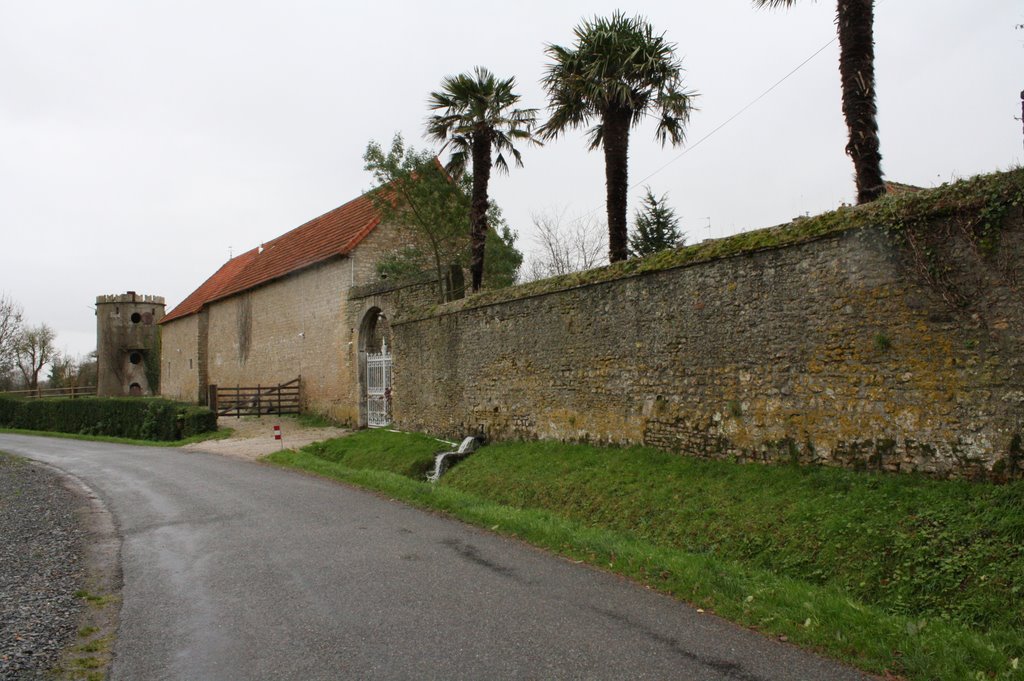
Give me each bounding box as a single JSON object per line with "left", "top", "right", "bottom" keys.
{"left": 366, "top": 340, "right": 392, "bottom": 428}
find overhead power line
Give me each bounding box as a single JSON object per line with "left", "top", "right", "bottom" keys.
{"left": 632, "top": 35, "right": 838, "bottom": 190}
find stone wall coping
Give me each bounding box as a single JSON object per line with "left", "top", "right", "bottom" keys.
{"left": 391, "top": 227, "right": 857, "bottom": 326}
{"left": 388, "top": 168, "right": 1024, "bottom": 326}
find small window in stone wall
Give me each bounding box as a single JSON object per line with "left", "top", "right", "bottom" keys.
{"left": 189, "top": 358, "right": 193, "bottom": 370}
{"left": 129, "top": 383, "right": 142, "bottom": 396}
{"left": 129, "top": 352, "right": 142, "bottom": 365}
{"left": 131, "top": 312, "right": 142, "bottom": 323}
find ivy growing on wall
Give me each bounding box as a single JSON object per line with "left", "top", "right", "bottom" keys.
{"left": 877, "top": 171, "right": 1024, "bottom": 319}
{"left": 144, "top": 330, "right": 161, "bottom": 394}
{"left": 236, "top": 294, "right": 252, "bottom": 364}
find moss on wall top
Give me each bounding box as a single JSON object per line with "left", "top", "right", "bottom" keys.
{"left": 393, "top": 168, "right": 1023, "bottom": 323}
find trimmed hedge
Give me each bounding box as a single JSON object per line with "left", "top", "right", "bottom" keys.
{"left": 0, "top": 396, "right": 217, "bottom": 441}
{"left": 0, "top": 396, "right": 19, "bottom": 427}
{"left": 177, "top": 405, "right": 218, "bottom": 438}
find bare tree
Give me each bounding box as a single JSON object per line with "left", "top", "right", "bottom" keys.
{"left": 16, "top": 324, "right": 57, "bottom": 391}
{"left": 0, "top": 293, "right": 23, "bottom": 378}
{"left": 523, "top": 208, "right": 607, "bottom": 282}
{"left": 48, "top": 350, "right": 98, "bottom": 390}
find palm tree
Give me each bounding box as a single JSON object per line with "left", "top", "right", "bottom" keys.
{"left": 539, "top": 12, "right": 696, "bottom": 263}
{"left": 426, "top": 67, "right": 538, "bottom": 292}
{"left": 754, "top": 0, "right": 885, "bottom": 204}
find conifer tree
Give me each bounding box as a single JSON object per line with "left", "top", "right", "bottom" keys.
{"left": 629, "top": 188, "right": 684, "bottom": 257}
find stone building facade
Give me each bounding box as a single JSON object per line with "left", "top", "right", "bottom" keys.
{"left": 160, "top": 189, "right": 414, "bottom": 422}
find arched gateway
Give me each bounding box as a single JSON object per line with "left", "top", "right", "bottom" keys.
{"left": 358, "top": 307, "right": 392, "bottom": 427}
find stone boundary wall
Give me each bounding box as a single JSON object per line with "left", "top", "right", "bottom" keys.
{"left": 381, "top": 210, "right": 1023, "bottom": 479}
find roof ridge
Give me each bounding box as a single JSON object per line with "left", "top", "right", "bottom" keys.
{"left": 161, "top": 187, "right": 384, "bottom": 324}
{"left": 260, "top": 189, "right": 376, "bottom": 249}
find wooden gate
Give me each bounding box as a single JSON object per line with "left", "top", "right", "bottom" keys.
{"left": 366, "top": 341, "right": 392, "bottom": 428}
{"left": 209, "top": 378, "right": 301, "bottom": 417}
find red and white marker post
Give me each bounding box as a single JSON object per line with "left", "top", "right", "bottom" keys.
{"left": 273, "top": 424, "right": 283, "bottom": 450}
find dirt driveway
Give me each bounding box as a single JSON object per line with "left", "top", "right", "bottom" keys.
{"left": 181, "top": 416, "right": 348, "bottom": 461}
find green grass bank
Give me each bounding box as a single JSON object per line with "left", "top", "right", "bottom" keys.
{"left": 268, "top": 430, "right": 1024, "bottom": 680}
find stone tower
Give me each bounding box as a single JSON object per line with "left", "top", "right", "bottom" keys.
{"left": 95, "top": 292, "right": 165, "bottom": 397}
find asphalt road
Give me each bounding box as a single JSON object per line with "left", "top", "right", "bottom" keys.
{"left": 0, "top": 434, "right": 870, "bottom": 681}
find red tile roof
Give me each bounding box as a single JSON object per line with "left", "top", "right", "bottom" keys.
{"left": 161, "top": 191, "right": 382, "bottom": 324}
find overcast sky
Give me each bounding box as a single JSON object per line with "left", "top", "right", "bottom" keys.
{"left": 2, "top": 1, "right": 1020, "bottom": 360}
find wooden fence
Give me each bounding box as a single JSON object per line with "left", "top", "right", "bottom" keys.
{"left": 1, "top": 385, "right": 97, "bottom": 399}
{"left": 208, "top": 378, "right": 301, "bottom": 417}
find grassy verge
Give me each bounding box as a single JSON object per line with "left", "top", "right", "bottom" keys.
{"left": 0, "top": 427, "right": 233, "bottom": 447}
{"left": 266, "top": 430, "right": 1024, "bottom": 680}
{"left": 300, "top": 429, "right": 451, "bottom": 478}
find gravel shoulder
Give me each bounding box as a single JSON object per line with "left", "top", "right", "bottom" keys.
{"left": 0, "top": 453, "right": 85, "bottom": 679}
{"left": 181, "top": 416, "right": 348, "bottom": 461}
{"left": 0, "top": 452, "right": 120, "bottom": 681}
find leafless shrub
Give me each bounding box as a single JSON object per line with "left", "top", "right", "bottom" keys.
{"left": 522, "top": 208, "right": 607, "bottom": 282}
